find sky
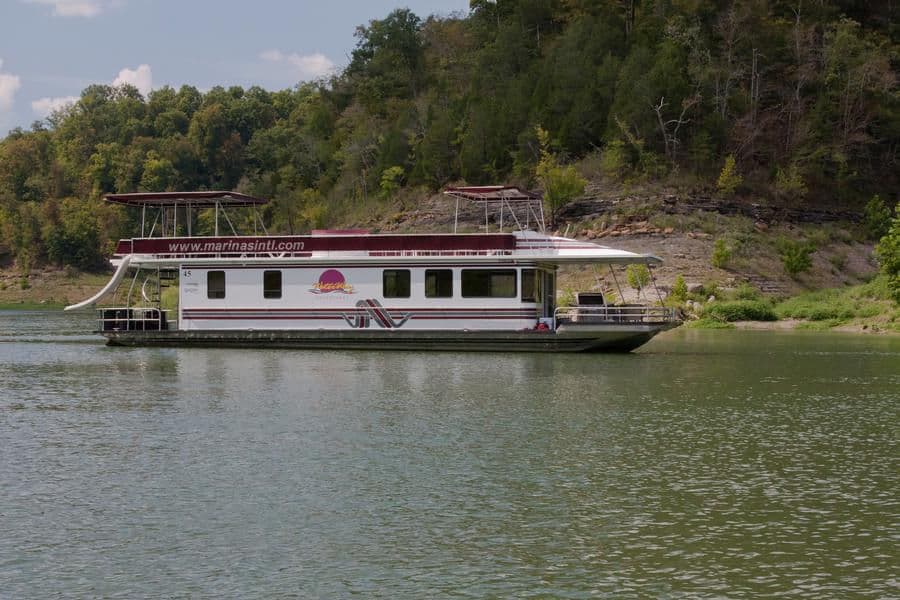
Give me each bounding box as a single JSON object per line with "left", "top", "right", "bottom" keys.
{"left": 0, "top": 0, "right": 470, "bottom": 134}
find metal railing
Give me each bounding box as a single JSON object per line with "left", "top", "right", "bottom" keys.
{"left": 97, "top": 307, "right": 174, "bottom": 332}
{"left": 555, "top": 305, "right": 679, "bottom": 326}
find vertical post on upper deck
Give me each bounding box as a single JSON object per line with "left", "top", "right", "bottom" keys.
{"left": 141, "top": 205, "right": 146, "bottom": 237}
{"left": 173, "top": 202, "right": 178, "bottom": 237}
{"left": 454, "top": 197, "right": 459, "bottom": 234}
{"left": 187, "top": 203, "right": 192, "bottom": 236}
{"left": 215, "top": 200, "right": 220, "bottom": 236}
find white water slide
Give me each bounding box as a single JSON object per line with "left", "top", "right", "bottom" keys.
{"left": 64, "top": 256, "right": 132, "bottom": 311}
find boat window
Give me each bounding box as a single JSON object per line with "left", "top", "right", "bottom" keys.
{"left": 263, "top": 270, "right": 282, "bottom": 299}
{"left": 207, "top": 271, "right": 226, "bottom": 299}
{"left": 425, "top": 269, "right": 453, "bottom": 298}
{"left": 461, "top": 269, "right": 517, "bottom": 298}
{"left": 383, "top": 269, "right": 410, "bottom": 298}
{"left": 521, "top": 269, "right": 537, "bottom": 302}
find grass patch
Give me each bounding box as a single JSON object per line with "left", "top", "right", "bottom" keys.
{"left": 685, "top": 318, "right": 736, "bottom": 329}
{"left": 774, "top": 276, "right": 896, "bottom": 326}
{"left": 703, "top": 300, "right": 778, "bottom": 322}
{"left": 0, "top": 301, "right": 66, "bottom": 310}
{"left": 793, "top": 319, "right": 847, "bottom": 330}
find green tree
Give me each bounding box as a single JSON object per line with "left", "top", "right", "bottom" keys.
{"left": 379, "top": 166, "right": 405, "bottom": 199}
{"left": 864, "top": 194, "right": 891, "bottom": 240}
{"left": 716, "top": 154, "right": 742, "bottom": 196}
{"left": 670, "top": 274, "right": 688, "bottom": 302}
{"left": 140, "top": 151, "right": 177, "bottom": 191}
{"left": 875, "top": 203, "right": 900, "bottom": 303}
{"left": 626, "top": 263, "right": 651, "bottom": 291}
{"left": 535, "top": 126, "right": 586, "bottom": 225}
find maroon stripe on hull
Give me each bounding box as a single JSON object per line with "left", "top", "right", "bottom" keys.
{"left": 182, "top": 315, "right": 535, "bottom": 320}
{"left": 122, "top": 233, "right": 516, "bottom": 255}
{"left": 183, "top": 306, "right": 534, "bottom": 314}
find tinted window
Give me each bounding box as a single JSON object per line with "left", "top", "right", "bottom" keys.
{"left": 264, "top": 270, "right": 282, "bottom": 299}
{"left": 383, "top": 270, "right": 410, "bottom": 298}
{"left": 425, "top": 269, "right": 453, "bottom": 298}
{"left": 207, "top": 271, "right": 225, "bottom": 299}
{"left": 521, "top": 269, "right": 537, "bottom": 302}
{"left": 461, "top": 269, "right": 517, "bottom": 298}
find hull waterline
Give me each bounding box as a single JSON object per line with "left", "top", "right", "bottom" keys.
{"left": 102, "top": 324, "right": 676, "bottom": 353}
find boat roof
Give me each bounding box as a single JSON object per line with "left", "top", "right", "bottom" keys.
{"left": 105, "top": 191, "right": 268, "bottom": 207}
{"left": 111, "top": 231, "right": 662, "bottom": 266}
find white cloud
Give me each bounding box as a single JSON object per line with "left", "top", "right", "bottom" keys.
{"left": 31, "top": 95, "right": 78, "bottom": 117}
{"left": 22, "top": 0, "right": 113, "bottom": 18}
{"left": 0, "top": 59, "right": 22, "bottom": 114}
{"left": 112, "top": 64, "right": 152, "bottom": 96}
{"left": 260, "top": 49, "right": 284, "bottom": 62}
{"left": 260, "top": 49, "right": 335, "bottom": 80}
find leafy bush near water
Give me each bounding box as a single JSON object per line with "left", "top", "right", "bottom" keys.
{"left": 775, "top": 279, "right": 890, "bottom": 322}
{"left": 702, "top": 300, "right": 777, "bottom": 322}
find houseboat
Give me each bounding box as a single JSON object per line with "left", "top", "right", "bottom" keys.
{"left": 65, "top": 188, "right": 679, "bottom": 352}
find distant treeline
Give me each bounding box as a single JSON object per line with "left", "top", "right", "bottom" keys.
{"left": 0, "top": 0, "right": 897, "bottom": 270}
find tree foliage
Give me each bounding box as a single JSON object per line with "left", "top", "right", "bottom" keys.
{"left": 875, "top": 203, "right": 900, "bottom": 304}
{"left": 535, "top": 126, "right": 586, "bottom": 224}
{"left": 0, "top": 1, "right": 896, "bottom": 271}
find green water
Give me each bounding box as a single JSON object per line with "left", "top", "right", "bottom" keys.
{"left": 1, "top": 311, "right": 897, "bottom": 598}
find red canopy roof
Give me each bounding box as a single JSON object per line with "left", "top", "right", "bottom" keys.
{"left": 443, "top": 186, "right": 539, "bottom": 202}
{"left": 104, "top": 191, "right": 268, "bottom": 207}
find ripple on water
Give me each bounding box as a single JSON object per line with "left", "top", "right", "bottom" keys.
{"left": 0, "top": 319, "right": 897, "bottom": 597}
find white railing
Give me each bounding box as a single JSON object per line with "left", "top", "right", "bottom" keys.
{"left": 555, "top": 305, "right": 679, "bottom": 326}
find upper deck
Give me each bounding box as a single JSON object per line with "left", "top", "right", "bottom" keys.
{"left": 104, "top": 190, "right": 660, "bottom": 266}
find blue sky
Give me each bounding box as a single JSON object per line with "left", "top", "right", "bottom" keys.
{"left": 0, "top": 0, "right": 469, "bottom": 134}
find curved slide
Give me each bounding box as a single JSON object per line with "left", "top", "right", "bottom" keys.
{"left": 64, "top": 256, "right": 132, "bottom": 311}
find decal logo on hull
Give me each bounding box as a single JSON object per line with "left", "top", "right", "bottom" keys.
{"left": 310, "top": 269, "right": 355, "bottom": 294}
{"left": 342, "top": 299, "right": 411, "bottom": 329}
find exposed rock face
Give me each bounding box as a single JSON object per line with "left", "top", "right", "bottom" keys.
{"left": 557, "top": 192, "right": 861, "bottom": 226}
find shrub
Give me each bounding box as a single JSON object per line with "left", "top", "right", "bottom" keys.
{"left": 600, "top": 140, "right": 631, "bottom": 180}
{"left": 379, "top": 166, "right": 405, "bottom": 199}
{"left": 775, "top": 290, "right": 856, "bottom": 321}
{"left": 711, "top": 239, "right": 732, "bottom": 268}
{"left": 864, "top": 194, "right": 891, "bottom": 240}
{"left": 703, "top": 300, "right": 777, "bottom": 322}
{"left": 716, "top": 154, "right": 742, "bottom": 196}
{"left": 558, "top": 288, "right": 577, "bottom": 307}
{"left": 774, "top": 163, "right": 808, "bottom": 202}
{"left": 626, "top": 264, "right": 651, "bottom": 291}
{"left": 777, "top": 238, "right": 814, "bottom": 277}
{"left": 536, "top": 126, "right": 587, "bottom": 223}
{"left": 875, "top": 202, "right": 900, "bottom": 303}
{"left": 670, "top": 274, "right": 688, "bottom": 302}
{"left": 829, "top": 253, "right": 847, "bottom": 273}
{"left": 733, "top": 282, "right": 761, "bottom": 301}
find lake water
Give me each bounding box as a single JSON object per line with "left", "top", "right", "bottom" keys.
{"left": 0, "top": 310, "right": 897, "bottom": 598}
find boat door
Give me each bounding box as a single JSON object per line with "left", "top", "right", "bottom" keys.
{"left": 541, "top": 269, "right": 556, "bottom": 319}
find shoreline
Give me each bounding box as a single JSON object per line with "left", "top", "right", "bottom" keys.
{"left": 2, "top": 303, "right": 894, "bottom": 335}
{"left": 729, "top": 319, "right": 896, "bottom": 334}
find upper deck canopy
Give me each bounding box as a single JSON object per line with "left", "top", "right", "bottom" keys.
{"left": 443, "top": 186, "right": 539, "bottom": 202}
{"left": 104, "top": 191, "right": 268, "bottom": 208}
{"left": 443, "top": 186, "right": 545, "bottom": 233}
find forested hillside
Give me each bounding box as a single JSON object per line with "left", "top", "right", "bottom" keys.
{"left": 0, "top": 0, "right": 897, "bottom": 272}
